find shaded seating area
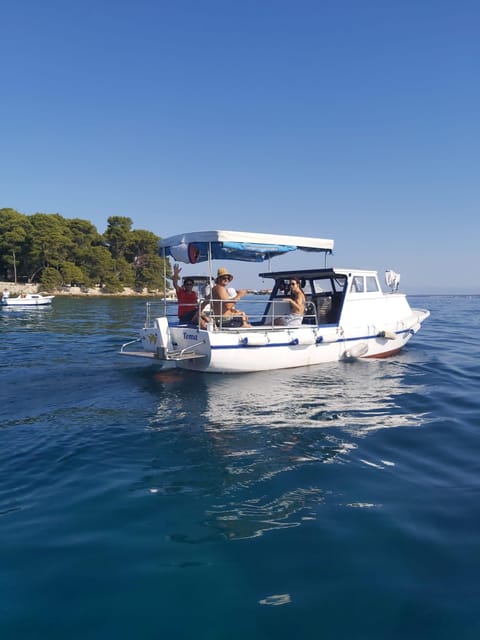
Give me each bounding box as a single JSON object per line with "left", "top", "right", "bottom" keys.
{"left": 307, "top": 293, "right": 344, "bottom": 325}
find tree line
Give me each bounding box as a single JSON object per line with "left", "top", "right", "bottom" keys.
{"left": 0, "top": 208, "right": 171, "bottom": 293}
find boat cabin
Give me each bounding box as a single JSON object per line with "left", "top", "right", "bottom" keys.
{"left": 260, "top": 268, "right": 383, "bottom": 326}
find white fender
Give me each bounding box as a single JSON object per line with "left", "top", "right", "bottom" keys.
{"left": 377, "top": 330, "right": 397, "bottom": 340}
{"left": 344, "top": 342, "right": 368, "bottom": 359}
{"left": 292, "top": 332, "right": 316, "bottom": 346}
{"left": 239, "top": 333, "right": 269, "bottom": 346}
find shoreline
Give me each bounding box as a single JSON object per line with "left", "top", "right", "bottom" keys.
{"left": 0, "top": 281, "right": 169, "bottom": 298}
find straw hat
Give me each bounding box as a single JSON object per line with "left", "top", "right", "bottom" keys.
{"left": 215, "top": 267, "right": 233, "bottom": 282}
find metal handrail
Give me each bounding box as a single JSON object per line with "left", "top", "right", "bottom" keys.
{"left": 143, "top": 296, "right": 318, "bottom": 330}
{"left": 120, "top": 337, "right": 141, "bottom": 352}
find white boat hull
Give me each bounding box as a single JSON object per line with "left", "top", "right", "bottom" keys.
{"left": 127, "top": 307, "right": 429, "bottom": 373}
{"left": 1, "top": 294, "right": 54, "bottom": 307}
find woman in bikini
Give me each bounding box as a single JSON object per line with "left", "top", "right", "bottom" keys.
{"left": 274, "top": 277, "right": 305, "bottom": 326}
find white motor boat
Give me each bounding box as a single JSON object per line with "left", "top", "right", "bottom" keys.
{"left": 1, "top": 293, "right": 55, "bottom": 307}
{"left": 120, "top": 230, "right": 430, "bottom": 373}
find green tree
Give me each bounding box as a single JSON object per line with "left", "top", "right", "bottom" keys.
{"left": 103, "top": 216, "right": 133, "bottom": 260}
{"left": 0, "top": 208, "right": 170, "bottom": 293}
{"left": 59, "top": 261, "right": 87, "bottom": 286}
{"left": 114, "top": 256, "right": 135, "bottom": 288}
{"left": 133, "top": 253, "right": 167, "bottom": 291}
{"left": 125, "top": 228, "right": 167, "bottom": 290}
{"left": 0, "top": 208, "right": 32, "bottom": 282}
{"left": 40, "top": 267, "right": 63, "bottom": 291}
{"left": 27, "top": 213, "right": 73, "bottom": 281}
{"left": 67, "top": 218, "right": 103, "bottom": 253}
{"left": 81, "top": 246, "right": 116, "bottom": 286}
{"left": 126, "top": 229, "right": 159, "bottom": 261}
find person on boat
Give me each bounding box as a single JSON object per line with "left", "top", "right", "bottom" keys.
{"left": 212, "top": 267, "right": 250, "bottom": 328}
{"left": 274, "top": 277, "right": 305, "bottom": 326}
{"left": 2, "top": 288, "right": 9, "bottom": 301}
{"left": 172, "top": 264, "right": 208, "bottom": 328}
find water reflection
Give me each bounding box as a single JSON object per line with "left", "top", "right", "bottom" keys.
{"left": 201, "top": 357, "right": 429, "bottom": 434}
{"left": 146, "top": 355, "right": 431, "bottom": 541}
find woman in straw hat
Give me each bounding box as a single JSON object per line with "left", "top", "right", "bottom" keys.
{"left": 211, "top": 267, "right": 251, "bottom": 328}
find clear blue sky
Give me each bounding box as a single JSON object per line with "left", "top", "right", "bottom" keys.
{"left": 1, "top": 0, "right": 479, "bottom": 293}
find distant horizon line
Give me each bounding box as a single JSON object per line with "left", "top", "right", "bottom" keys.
{"left": 407, "top": 291, "right": 480, "bottom": 296}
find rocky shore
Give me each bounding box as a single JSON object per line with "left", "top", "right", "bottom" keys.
{"left": 0, "top": 281, "right": 167, "bottom": 297}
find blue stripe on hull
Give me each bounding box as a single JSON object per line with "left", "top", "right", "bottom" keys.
{"left": 210, "top": 329, "right": 409, "bottom": 351}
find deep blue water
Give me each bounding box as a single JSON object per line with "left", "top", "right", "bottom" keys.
{"left": 1, "top": 295, "right": 480, "bottom": 639}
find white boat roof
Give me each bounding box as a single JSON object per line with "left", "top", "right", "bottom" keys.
{"left": 159, "top": 230, "right": 334, "bottom": 264}
{"left": 160, "top": 230, "right": 334, "bottom": 251}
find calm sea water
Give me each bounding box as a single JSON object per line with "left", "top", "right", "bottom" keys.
{"left": 1, "top": 295, "right": 479, "bottom": 639}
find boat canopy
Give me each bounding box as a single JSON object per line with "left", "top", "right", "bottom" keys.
{"left": 159, "top": 230, "right": 334, "bottom": 264}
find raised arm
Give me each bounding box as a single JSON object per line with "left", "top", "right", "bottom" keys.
{"left": 172, "top": 264, "right": 182, "bottom": 293}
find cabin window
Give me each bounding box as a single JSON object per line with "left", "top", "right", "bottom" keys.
{"left": 312, "top": 279, "right": 335, "bottom": 295}
{"left": 351, "top": 276, "right": 364, "bottom": 293}
{"left": 302, "top": 280, "right": 313, "bottom": 295}
{"left": 366, "top": 276, "right": 379, "bottom": 292}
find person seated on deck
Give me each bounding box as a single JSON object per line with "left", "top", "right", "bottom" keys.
{"left": 212, "top": 267, "right": 251, "bottom": 328}
{"left": 172, "top": 264, "right": 208, "bottom": 328}
{"left": 274, "top": 277, "right": 305, "bottom": 327}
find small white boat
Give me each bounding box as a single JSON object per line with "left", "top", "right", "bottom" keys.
{"left": 120, "top": 230, "right": 430, "bottom": 373}
{"left": 1, "top": 293, "right": 55, "bottom": 307}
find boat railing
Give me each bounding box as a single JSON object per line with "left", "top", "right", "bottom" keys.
{"left": 144, "top": 296, "right": 319, "bottom": 329}
{"left": 145, "top": 300, "right": 177, "bottom": 326}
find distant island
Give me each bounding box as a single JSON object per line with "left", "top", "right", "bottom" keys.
{"left": 0, "top": 208, "right": 171, "bottom": 295}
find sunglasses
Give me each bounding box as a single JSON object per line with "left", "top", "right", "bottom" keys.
{"left": 184, "top": 281, "right": 194, "bottom": 286}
